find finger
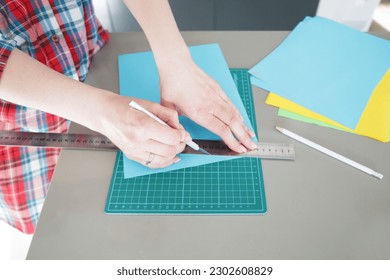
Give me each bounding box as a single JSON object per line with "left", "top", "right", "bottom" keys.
{"left": 244, "top": 123, "right": 256, "bottom": 138}
{"left": 227, "top": 117, "right": 257, "bottom": 150}
{"left": 231, "top": 122, "right": 257, "bottom": 150}
{"left": 145, "top": 120, "right": 191, "bottom": 146}
{"left": 142, "top": 103, "right": 190, "bottom": 141}
{"left": 212, "top": 102, "right": 240, "bottom": 127}
{"left": 149, "top": 103, "right": 182, "bottom": 130}
{"left": 122, "top": 147, "right": 181, "bottom": 169}
{"left": 137, "top": 152, "right": 181, "bottom": 169}
{"left": 143, "top": 139, "right": 186, "bottom": 158}
{"left": 213, "top": 86, "right": 256, "bottom": 138}
{"left": 199, "top": 113, "right": 247, "bottom": 153}
{"left": 211, "top": 104, "right": 256, "bottom": 150}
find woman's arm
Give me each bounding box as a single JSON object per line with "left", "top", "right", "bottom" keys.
{"left": 0, "top": 48, "right": 188, "bottom": 168}
{"left": 123, "top": 0, "right": 257, "bottom": 153}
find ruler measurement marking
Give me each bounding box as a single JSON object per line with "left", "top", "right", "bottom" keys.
{"left": 0, "top": 131, "right": 295, "bottom": 160}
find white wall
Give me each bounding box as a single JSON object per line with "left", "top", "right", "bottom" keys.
{"left": 316, "top": 0, "right": 381, "bottom": 31}
{"left": 373, "top": 0, "right": 390, "bottom": 31}
{"left": 92, "top": 0, "right": 139, "bottom": 32}
{"left": 92, "top": 0, "right": 114, "bottom": 31}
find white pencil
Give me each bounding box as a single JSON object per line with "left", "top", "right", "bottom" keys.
{"left": 275, "top": 126, "right": 383, "bottom": 180}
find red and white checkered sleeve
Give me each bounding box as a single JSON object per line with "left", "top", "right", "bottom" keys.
{"left": 0, "top": 38, "right": 16, "bottom": 79}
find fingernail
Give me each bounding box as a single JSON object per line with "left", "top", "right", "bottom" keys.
{"left": 240, "top": 145, "right": 247, "bottom": 153}
{"left": 174, "top": 157, "right": 181, "bottom": 163}
{"left": 251, "top": 142, "right": 258, "bottom": 150}
{"left": 185, "top": 133, "right": 192, "bottom": 142}
{"left": 250, "top": 130, "right": 256, "bottom": 137}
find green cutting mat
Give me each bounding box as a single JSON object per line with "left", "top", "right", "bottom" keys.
{"left": 105, "top": 69, "right": 266, "bottom": 214}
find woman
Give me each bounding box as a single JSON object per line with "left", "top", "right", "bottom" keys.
{"left": 0, "top": 0, "right": 256, "bottom": 234}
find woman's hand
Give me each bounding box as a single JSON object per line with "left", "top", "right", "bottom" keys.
{"left": 123, "top": 0, "right": 255, "bottom": 153}
{"left": 97, "top": 95, "right": 190, "bottom": 169}
{"left": 158, "top": 56, "right": 257, "bottom": 153}
{"left": 0, "top": 49, "right": 188, "bottom": 169}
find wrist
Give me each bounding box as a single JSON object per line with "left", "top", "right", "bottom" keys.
{"left": 79, "top": 89, "right": 118, "bottom": 135}
{"left": 154, "top": 45, "right": 192, "bottom": 71}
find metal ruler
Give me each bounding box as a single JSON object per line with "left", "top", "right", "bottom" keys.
{"left": 0, "top": 131, "right": 295, "bottom": 160}
{"left": 186, "top": 139, "right": 295, "bottom": 160}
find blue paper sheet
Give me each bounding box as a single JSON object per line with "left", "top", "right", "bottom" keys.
{"left": 118, "top": 44, "right": 256, "bottom": 178}
{"left": 249, "top": 16, "right": 390, "bottom": 129}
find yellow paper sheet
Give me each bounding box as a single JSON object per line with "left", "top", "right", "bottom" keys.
{"left": 266, "top": 69, "right": 390, "bottom": 142}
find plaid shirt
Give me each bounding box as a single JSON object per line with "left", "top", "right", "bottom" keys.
{"left": 0, "top": 0, "right": 109, "bottom": 234}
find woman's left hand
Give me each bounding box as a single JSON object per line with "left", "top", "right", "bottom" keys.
{"left": 158, "top": 56, "right": 257, "bottom": 153}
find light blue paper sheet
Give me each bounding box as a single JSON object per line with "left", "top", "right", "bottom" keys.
{"left": 249, "top": 16, "right": 390, "bottom": 129}
{"left": 118, "top": 44, "right": 256, "bottom": 178}
{"left": 250, "top": 76, "right": 276, "bottom": 92}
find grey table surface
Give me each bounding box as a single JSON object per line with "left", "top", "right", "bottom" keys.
{"left": 27, "top": 32, "right": 390, "bottom": 260}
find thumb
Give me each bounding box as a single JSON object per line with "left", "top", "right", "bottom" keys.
{"left": 153, "top": 104, "right": 184, "bottom": 130}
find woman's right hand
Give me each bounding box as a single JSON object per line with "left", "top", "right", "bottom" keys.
{"left": 96, "top": 95, "right": 189, "bottom": 169}
{"left": 0, "top": 50, "right": 186, "bottom": 169}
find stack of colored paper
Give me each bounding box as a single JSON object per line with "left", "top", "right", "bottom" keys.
{"left": 249, "top": 16, "right": 390, "bottom": 142}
